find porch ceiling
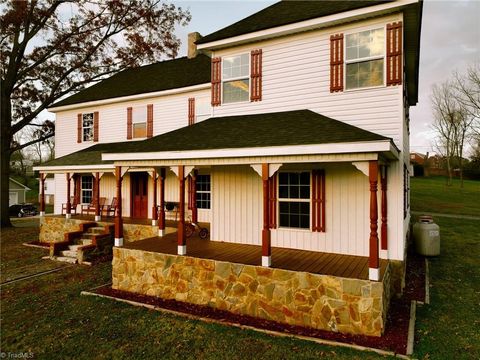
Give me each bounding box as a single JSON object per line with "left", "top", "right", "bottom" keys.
{"left": 124, "top": 233, "right": 389, "bottom": 281}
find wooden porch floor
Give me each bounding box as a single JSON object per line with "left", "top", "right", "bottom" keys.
{"left": 124, "top": 232, "right": 388, "bottom": 281}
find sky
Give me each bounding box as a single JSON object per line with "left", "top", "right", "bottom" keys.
{"left": 172, "top": 0, "right": 480, "bottom": 156}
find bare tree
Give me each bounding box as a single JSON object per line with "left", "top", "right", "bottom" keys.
{"left": 1, "top": 1, "right": 191, "bottom": 227}
{"left": 453, "top": 63, "right": 480, "bottom": 137}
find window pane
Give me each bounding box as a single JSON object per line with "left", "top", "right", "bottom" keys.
{"left": 132, "top": 106, "right": 147, "bottom": 123}
{"left": 133, "top": 123, "right": 147, "bottom": 138}
{"left": 196, "top": 175, "right": 211, "bottom": 209}
{"left": 346, "top": 59, "right": 384, "bottom": 89}
{"left": 223, "top": 54, "right": 249, "bottom": 80}
{"left": 300, "top": 186, "right": 310, "bottom": 199}
{"left": 223, "top": 79, "right": 249, "bottom": 103}
{"left": 279, "top": 173, "right": 288, "bottom": 185}
{"left": 81, "top": 176, "right": 93, "bottom": 204}
{"left": 82, "top": 113, "right": 94, "bottom": 141}
{"left": 279, "top": 201, "right": 310, "bottom": 229}
{"left": 346, "top": 28, "right": 384, "bottom": 61}
{"left": 279, "top": 185, "right": 288, "bottom": 199}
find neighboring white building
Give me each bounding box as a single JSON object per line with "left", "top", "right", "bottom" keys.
{"left": 35, "top": 0, "right": 422, "bottom": 285}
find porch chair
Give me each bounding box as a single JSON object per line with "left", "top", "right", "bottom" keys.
{"left": 81, "top": 197, "right": 106, "bottom": 215}
{"left": 102, "top": 197, "right": 118, "bottom": 217}
{"left": 61, "top": 196, "right": 79, "bottom": 215}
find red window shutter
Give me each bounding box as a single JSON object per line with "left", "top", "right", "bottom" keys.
{"left": 74, "top": 175, "right": 81, "bottom": 203}
{"left": 330, "top": 34, "right": 344, "bottom": 92}
{"left": 211, "top": 57, "right": 221, "bottom": 106}
{"left": 93, "top": 111, "right": 99, "bottom": 142}
{"left": 268, "top": 173, "right": 277, "bottom": 229}
{"left": 147, "top": 104, "right": 153, "bottom": 138}
{"left": 77, "top": 113, "right": 82, "bottom": 143}
{"left": 312, "top": 170, "right": 326, "bottom": 232}
{"left": 386, "top": 22, "right": 403, "bottom": 86}
{"left": 127, "top": 107, "right": 132, "bottom": 139}
{"left": 187, "top": 175, "right": 193, "bottom": 210}
{"left": 188, "top": 98, "right": 195, "bottom": 126}
{"left": 250, "top": 49, "right": 262, "bottom": 101}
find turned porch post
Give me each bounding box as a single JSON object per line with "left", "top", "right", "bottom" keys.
{"left": 114, "top": 166, "right": 124, "bottom": 246}
{"left": 158, "top": 168, "right": 166, "bottom": 236}
{"left": 152, "top": 169, "right": 158, "bottom": 226}
{"left": 369, "top": 160, "right": 380, "bottom": 281}
{"left": 94, "top": 172, "right": 101, "bottom": 221}
{"left": 65, "top": 173, "right": 72, "bottom": 219}
{"left": 191, "top": 170, "right": 198, "bottom": 223}
{"left": 262, "top": 163, "right": 271, "bottom": 267}
{"left": 380, "top": 165, "right": 388, "bottom": 254}
{"left": 39, "top": 173, "right": 46, "bottom": 216}
{"left": 177, "top": 165, "right": 186, "bottom": 255}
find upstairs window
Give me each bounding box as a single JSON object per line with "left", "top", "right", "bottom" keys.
{"left": 196, "top": 97, "right": 211, "bottom": 122}
{"left": 345, "top": 28, "right": 384, "bottom": 90}
{"left": 222, "top": 54, "right": 249, "bottom": 103}
{"left": 132, "top": 106, "right": 147, "bottom": 138}
{"left": 82, "top": 113, "right": 94, "bottom": 141}
{"left": 278, "top": 172, "right": 310, "bottom": 229}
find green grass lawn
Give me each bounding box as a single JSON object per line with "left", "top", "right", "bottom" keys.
{"left": 410, "top": 176, "right": 480, "bottom": 217}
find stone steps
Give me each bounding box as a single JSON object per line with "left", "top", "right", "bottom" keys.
{"left": 88, "top": 227, "right": 105, "bottom": 234}
{"left": 60, "top": 250, "right": 77, "bottom": 258}
{"left": 55, "top": 256, "right": 78, "bottom": 264}
{"left": 68, "top": 244, "right": 82, "bottom": 251}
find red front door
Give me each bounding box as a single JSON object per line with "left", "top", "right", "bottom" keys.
{"left": 131, "top": 172, "right": 148, "bottom": 218}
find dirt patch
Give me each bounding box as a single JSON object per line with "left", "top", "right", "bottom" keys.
{"left": 404, "top": 251, "right": 426, "bottom": 303}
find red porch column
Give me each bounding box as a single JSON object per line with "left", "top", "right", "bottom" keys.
{"left": 158, "top": 168, "right": 166, "bottom": 236}
{"left": 94, "top": 172, "right": 101, "bottom": 221}
{"left": 191, "top": 170, "right": 198, "bottom": 223}
{"left": 114, "top": 166, "right": 124, "bottom": 246}
{"left": 152, "top": 169, "right": 158, "bottom": 226}
{"left": 177, "top": 165, "right": 186, "bottom": 255}
{"left": 380, "top": 165, "right": 388, "bottom": 254}
{"left": 262, "top": 163, "right": 271, "bottom": 267}
{"left": 65, "top": 173, "right": 72, "bottom": 219}
{"left": 369, "top": 160, "right": 380, "bottom": 281}
{"left": 39, "top": 173, "right": 46, "bottom": 216}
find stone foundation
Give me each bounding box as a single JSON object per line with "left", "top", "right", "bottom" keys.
{"left": 112, "top": 248, "right": 391, "bottom": 336}
{"left": 122, "top": 224, "right": 159, "bottom": 243}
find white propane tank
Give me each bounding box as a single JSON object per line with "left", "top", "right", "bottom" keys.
{"left": 413, "top": 215, "right": 440, "bottom": 256}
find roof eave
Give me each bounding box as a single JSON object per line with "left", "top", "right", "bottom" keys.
{"left": 197, "top": 0, "right": 419, "bottom": 51}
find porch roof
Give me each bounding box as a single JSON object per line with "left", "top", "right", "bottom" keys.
{"left": 103, "top": 110, "right": 394, "bottom": 161}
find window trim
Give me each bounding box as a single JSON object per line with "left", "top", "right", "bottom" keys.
{"left": 277, "top": 171, "right": 311, "bottom": 230}
{"left": 221, "top": 53, "right": 250, "bottom": 105}
{"left": 196, "top": 174, "right": 211, "bottom": 210}
{"left": 82, "top": 113, "right": 94, "bottom": 142}
{"left": 131, "top": 105, "right": 148, "bottom": 139}
{"left": 81, "top": 175, "right": 93, "bottom": 204}
{"left": 344, "top": 25, "right": 387, "bottom": 92}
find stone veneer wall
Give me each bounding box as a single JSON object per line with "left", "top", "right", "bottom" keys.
{"left": 112, "top": 248, "right": 391, "bottom": 336}
{"left": 121, "top": 224, "right": 159, "bottom": 243}
{"left": 39, "top": 217, "right": 85, "bottom": 243}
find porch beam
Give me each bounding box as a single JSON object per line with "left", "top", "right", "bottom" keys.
{"left": 380, "top": 165, "right": 388, "bottom": 256}
{"left": 94, "top": 172, "right": 101, "bottom": 221}
{"left": 114, "top": 166, "right": 124, "bottom": 246}
{"left": 177, "top": 165, "right": 186, "bottom": 255}
{"left": 158, "top": 168, "right": 166, "bottom": 236}
{"left": 262, "top": 163, "right": 271, "bottom": 267}
{"left": 368, "top": 160, "right": 380, "bottom": 281}
{"left": 152, "top": 169, "right": 158, "bottom": 226}
{"left": 65, "top": 173, "right": 71, "bottom": 219}
{"left": 39, "top": 173, "right": 46, "bottom": 216}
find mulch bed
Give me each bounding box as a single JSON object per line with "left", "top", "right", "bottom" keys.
{"left": 93, "top": 254, "right": 426, "bottom": 355}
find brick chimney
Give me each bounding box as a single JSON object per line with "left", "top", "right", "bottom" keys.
{"left": 188, "top": 32, "right": 202, "bottom": 59}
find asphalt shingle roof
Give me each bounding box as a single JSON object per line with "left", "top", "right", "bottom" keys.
{"left": 197, "top": 0, "right": 390, "bottom": 45}
{"left": 51, "top": 55, "right": 211, "bottom": 108}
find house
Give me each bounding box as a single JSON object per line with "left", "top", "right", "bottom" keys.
{"left": 8, "top": 178, "right": 31, "bottom": 205}
{"left": 410, "top": 152, "right": 425, "bottom": 165}
{"left": 34, "top": 0, "right": 423, "bottom": 337}
{"left": 410, "top": 152, "right": 425, "bottom": 176}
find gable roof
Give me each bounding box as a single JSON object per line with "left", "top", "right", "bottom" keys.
{"left": 50, "top": 55, "right": 211, "bottom": 109}
{"left": 9, "top": 178, "right": 31, "bottom": 191}
{"left": 197, "top": 0, "right": 390, "bottom": 45}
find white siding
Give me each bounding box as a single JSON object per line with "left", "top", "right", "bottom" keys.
{"left": 54, "top": 89, "right": 211, "bottom": 158}
{"left": 211, "top": 14, "right": 404, "bottom": 149}
{"left": 210, "top": 163, "right": 404, "bottom": 260}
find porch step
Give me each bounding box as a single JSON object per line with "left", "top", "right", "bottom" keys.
{"left": 60, "top": 250, "right": 78, "bottom": 258}
{"left": 88, "top": 227, "right": 105, "bottom": 234}
{"left": 55, "top": 256, "right": 78, "bottom": 264}
{"left": 68, "top": 244, "right": 82, "bottom": 251}
{"left": 80, "top": 239, "right": 93, "bottom": 246}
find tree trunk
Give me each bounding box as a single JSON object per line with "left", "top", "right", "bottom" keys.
{"left": 1, "top": 90, "right": 12, "bottom": 227}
